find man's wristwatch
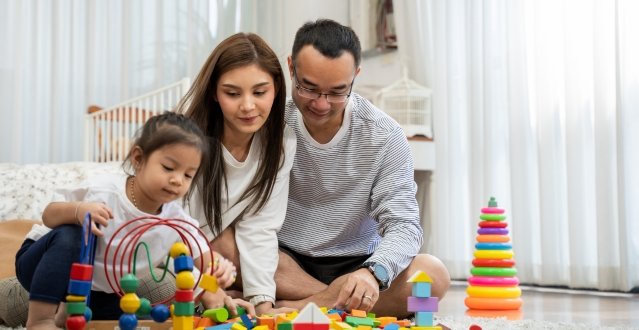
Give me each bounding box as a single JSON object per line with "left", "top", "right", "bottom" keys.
{"left": 364, "top": 263, "right": 390, "bottom": 291}
{"left": 249, "top": 294, "right": 274, "bottom": 307}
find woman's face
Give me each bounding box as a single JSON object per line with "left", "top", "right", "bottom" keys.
{"left": 216, "top": 63, "right": 276, "bottom": 140}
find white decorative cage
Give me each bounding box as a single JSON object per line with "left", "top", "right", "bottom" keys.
{"left": 375, "top": 73, "right": 433, "bottom": 138}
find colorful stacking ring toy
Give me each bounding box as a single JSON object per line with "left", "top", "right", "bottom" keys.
{"left": 474, "top": 250, "right": 514, "bottom": 259}
{"left": 464, "top": 297, "right": 522, "bottom": 310}
{"left": 480, "top": 207, "right": 504, "bottom": 214}
{"left": 479, "top": 214, "right": 506, "bottom": 221}
{"left": 467, "top": 286, "right": 521, "bottom": 299}
{"left": 468, "top": 276, "right": 519, "bottom": 286}
{"left": 478, "top": 221, "right": 508, "bottom": 228}
{"left": 471, "top": 267, "right": 517, "bottom": 277}
{"left": 477, "top": 228, "right": 509, "bottom": 235}
{"left": 475, "top": 243, "right": 512, "bottom": 250}
{"left": 476, "top": 235, "right": 510, "bottom": 243}
{"left": 472, "top": 258, "right": 516, "bottom": 267}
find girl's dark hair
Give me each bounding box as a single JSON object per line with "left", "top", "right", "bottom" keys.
{"left": 292, "top": 19, "right": 361, "bottom": 67}
{"left": 178, "top": 32, "right": 286, "bottom": 235}
{"left": 122, "top": 111, "right": 208, "bottom": 201}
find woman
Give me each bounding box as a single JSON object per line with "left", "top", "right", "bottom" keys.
{"left": 180, "top": 32, "right": 296, "bottom": 315}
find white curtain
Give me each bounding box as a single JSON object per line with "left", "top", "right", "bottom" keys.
{"left": 394, "top": 0, "right": 639, "bottom": 291}
{"left": 0, "top": 0, "right": 253, "bottom": 164}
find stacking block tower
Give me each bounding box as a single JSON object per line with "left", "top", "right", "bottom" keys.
{"left": 407, "top": 271, "right": 441, "bottom": 330}
{"left": 465, "top": 197, "right": 522, "bottom": 310}
{"left": 65, "top": 263, "right": 94, "bottom": 330}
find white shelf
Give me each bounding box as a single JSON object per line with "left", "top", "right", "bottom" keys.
{"left": 408, "top": 139, "right": 435, "bottom": 172}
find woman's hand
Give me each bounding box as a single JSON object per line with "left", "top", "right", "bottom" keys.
{"left": 213, "top": 252, "right": 237, "bottom": 289}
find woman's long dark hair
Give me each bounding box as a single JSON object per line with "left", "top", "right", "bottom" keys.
{"left": 178, "top": 33, "right": 286, "bottom": 235}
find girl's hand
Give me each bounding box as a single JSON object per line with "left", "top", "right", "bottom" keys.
{"left": 255, "top": 303, "right": 296, "bottom": 316}
{"left": 200, "top": 288, "right": 227, "bottom": 310}
{"left": 213, "top": 254, "right": 237, "bottom": 289}
{"left": 199, "top": 289, "right": 256, "bottom": 317}
{"left": 76, "top": 202, "right": 113, "bottom": 236}
{"left": 224, "top": 296, "right": 256, "bottom": 317}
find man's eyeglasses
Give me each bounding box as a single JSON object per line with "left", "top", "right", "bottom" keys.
{"left": 293, "top": 67, "right": 355, "bottom": 104}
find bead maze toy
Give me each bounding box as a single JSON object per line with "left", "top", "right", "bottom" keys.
{"left": 66, "top": 215, "right": 217, "bottom": 330}
{"left": 465, "top": 197, "right": 522, "bottom": 311}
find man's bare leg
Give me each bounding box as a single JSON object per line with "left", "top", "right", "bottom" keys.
{"left": 373, "top": 254, "right": 450, "bottom": 317}
{"left": 277, "top": 254, "right": 450, "bottom": 318}
{"left": 274, "top": 251, "right": 328, "bottom": 302}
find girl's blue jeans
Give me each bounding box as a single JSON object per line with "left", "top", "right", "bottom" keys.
{"left": 15, "top": 224, "right": 121, "bottom": 319}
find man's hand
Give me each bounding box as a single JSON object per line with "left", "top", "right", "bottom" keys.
{"left": 333, "top": 268, "right": 379, "bottom": 312}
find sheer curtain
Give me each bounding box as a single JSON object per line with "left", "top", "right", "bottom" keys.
{"left": 394, "top": 0, "right": 639, "bottom": 291}
{"left": 0, "top": 0, "right": 249, "bottom": 164}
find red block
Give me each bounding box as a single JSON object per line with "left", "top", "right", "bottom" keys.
{"left": 174, "top": 289, "right": 194, "bottom": 302}
{"left": 69, "top": 263, "right": 93, "bottom": 281}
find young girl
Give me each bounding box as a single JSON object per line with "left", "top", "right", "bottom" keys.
{"left": 181, "top": 33, "right": 297, "bottom": 315}
{"left": 15, "top": 112, "right": 250, "bottom": 329}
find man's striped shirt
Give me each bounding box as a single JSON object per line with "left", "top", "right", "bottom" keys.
{"left": 278, "top": 93, "right": 423, "bottom": 287}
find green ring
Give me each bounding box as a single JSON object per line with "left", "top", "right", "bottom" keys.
{"left": 480, "top": 214, "right": 507, "bottom": 221}
{"left": 471, "top": 267, "right": 517, "bottom": 277}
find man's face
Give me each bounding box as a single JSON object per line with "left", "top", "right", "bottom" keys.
{"left": 288, "top": 45, "right": 359, "bottom": 134}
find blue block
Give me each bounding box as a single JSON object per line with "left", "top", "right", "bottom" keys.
{"left": 67, "top": 279, "right": 92, "bottom": 296}
{"left": 412, "top": 282, "right": 431, "bottom": 297}
{"left": 206, "top": 323, "right": 234, "bottom": 330}
{"left": 173, "top": 255, "right": 194, "bottom": 273}
{"left": 384, "top": 324, "right": 400, "bottom": 330}
{"left": 241, "top": 313, "right": 254, "bottom": 329}
{"left": 415, "top": 312, "right": 434, "bottom": 326}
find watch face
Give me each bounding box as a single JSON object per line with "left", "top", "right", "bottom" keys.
{"left": 373, "top": 264, "right": 389, "bottom": 282}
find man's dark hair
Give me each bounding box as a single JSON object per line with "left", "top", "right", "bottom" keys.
{"left": 292, "top": 19, "right": 361, "bottom": 67}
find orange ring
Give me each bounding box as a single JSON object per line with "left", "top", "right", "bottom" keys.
{"left": 464, "top": 297, "right": 522, "bottom": 310}
{"left": 476, "top": 235, "right": 510, "bottom": 243}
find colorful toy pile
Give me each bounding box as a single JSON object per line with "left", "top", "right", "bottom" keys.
{"left": 465, "top": 197, "right": 522, "bottom": 310}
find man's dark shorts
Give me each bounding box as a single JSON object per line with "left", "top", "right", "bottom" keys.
{"left": 280, "top": 245, "right": 371, "bottom": 285}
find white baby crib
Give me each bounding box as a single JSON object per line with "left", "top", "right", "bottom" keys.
{"left": 84, "top": 78, "right": 191, "bottom": 162}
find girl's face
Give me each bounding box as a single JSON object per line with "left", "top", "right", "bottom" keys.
{"left": 133, "top": 143, "right": 202, "bottom": 212}
{"left": 216, "top": 63, "right": 276, "bottom": 140}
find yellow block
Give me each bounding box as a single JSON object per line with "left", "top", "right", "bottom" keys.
{"left": 199, "top": 273, "right": 218, "bottom": 292}
{"left": 173, "top": 315, "right": 194, "bottom": 330}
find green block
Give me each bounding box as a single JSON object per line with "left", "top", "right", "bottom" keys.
{"left": 345, "top": 316, "right": 375, "bottom": 327}
{"left": 277, "top": 322, "right": 293, "bottom": 330}
{"left": 203, "top": 307, "right": 229, "bottom": 322}
{"left": 173, "top": 301, "right": 195, "bottom": 316}
{"left": 66, "top": 301, "right": 86, "bottom": 315}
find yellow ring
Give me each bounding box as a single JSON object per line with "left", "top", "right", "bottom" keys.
{"left": 466, "top": 285, "right": 522, "bottom": 298}
{"left": 474, "top": 249, "right": 514, "bottom": 259}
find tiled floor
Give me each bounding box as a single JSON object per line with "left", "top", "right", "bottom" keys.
{"left": 438, "top": 282, "right": 639, "bottom": 328}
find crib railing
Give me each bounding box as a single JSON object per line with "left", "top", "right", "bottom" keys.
{"left": 84, "top": 78, "right": 191, "bottom": 162}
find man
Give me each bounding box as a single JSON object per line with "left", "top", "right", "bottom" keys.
{"left": 275, "top": 19, "right": 450, "bottom": 317}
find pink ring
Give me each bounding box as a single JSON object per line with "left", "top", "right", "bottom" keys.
{"left": 468, "top": 276, "right": 519, "bottom": 286}
{"left": 481, "top": 207, "right": 505, "bottom": 214}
